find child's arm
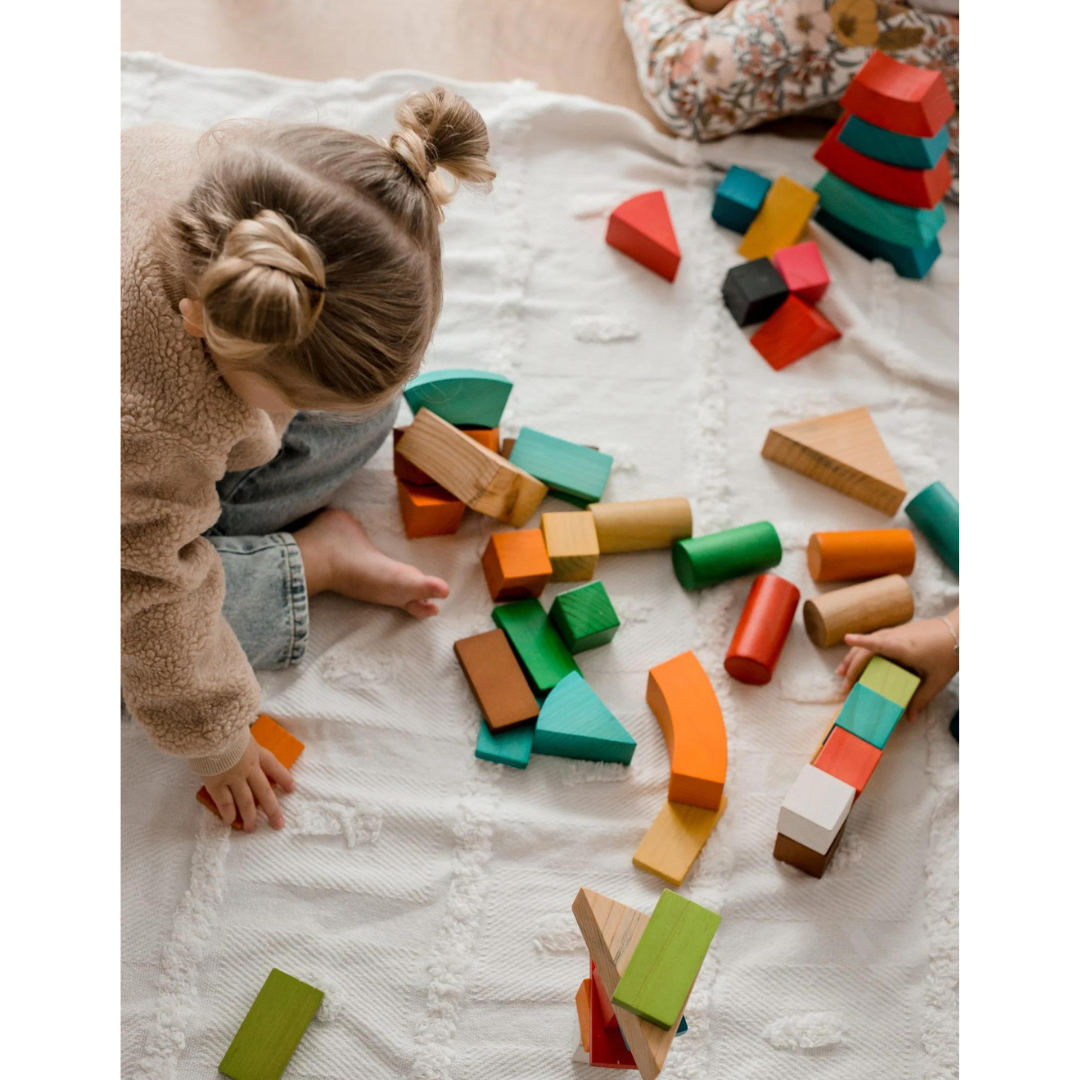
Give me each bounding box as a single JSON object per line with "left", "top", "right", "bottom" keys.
{"left": 836, "top": 606, "right": 959, "bottom": 719}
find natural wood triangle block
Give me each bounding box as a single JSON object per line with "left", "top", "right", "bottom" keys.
{"left": 605, "top": 190, "right": 681, "bottom": 282}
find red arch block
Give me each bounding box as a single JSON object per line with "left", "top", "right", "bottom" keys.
{"left": 840, "top": 51, "right": 955, "bottom": 139}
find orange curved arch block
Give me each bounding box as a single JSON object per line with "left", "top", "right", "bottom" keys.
{"left": 646, "top": 651, "right": 728, "bottom": 810}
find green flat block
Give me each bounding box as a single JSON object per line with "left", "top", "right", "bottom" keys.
{"left": 549, "top": 581, "right": 621, "bottom": 653}
{"left": 672, "top": 521, "right": 781, "bottom": 590}
{"left": 508, "top": 427, "right": 613, "bottom": 505}
{"left": 533, "top": 672, "right": 636, "bottom": 765}
{"left": 815, "top": 172, "right": 946, "bottom": 249}
{"left": 218, "top": 969, "right": 323, "bottom": 1080}
{"left": 833, "top": 683, "right": 904, "bottom": 750}
{"left": 403, "top": 368, "right": 513, "bottom": 428}
{"left": 611, "top": 889, "right": 720, "bottom": 1030}
{"left": 906, "top": 480, "right": 959, "bottom": 577}
{"left": 492, "top": 598, "right": 580, "bottom": 694}
{"left": 858, "top": 655, "right": 921, "bottom": 710}
{"left": 475, "top": 718, "right": 534, "bottom": 768}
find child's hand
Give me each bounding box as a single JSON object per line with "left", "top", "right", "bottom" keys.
{"left": 204, "top": 734, "right": 296, "bottom": 832}
{"left": 836, "top": 607, "right": 959, "bottom": 720}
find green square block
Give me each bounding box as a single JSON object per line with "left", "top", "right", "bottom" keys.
{"left": 508, "top": 427, "right": 613, "bottom": 505}
{"left": 834, "top": 683, "right": 904, "bottom": 750}
{"left": 403, "top": 368, "right": 513, "bottom": 428}
{"left": 612, "top": 889, "right": 721, "bottom": 1030}
{"left": 857, "top": 655, "right": 921, "bottom": 709}
{"left": 476, "top": 718, "right": 534, "bottom": 768}
{"left": 549, "top": 581, "right": 621, "bottom": 653}
{"left": 492, "top": 598, "right": 580, "bottom": 693}
{"left": 219, "top": 968, "right": 323, "bottom": 1080}
{"left": 533, "top": 672, "right": 636, "bottom": 765}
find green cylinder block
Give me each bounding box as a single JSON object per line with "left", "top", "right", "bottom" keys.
{"left": 672, "top": 521, "right": 782, "bottom": 590}
{"left": 905, "top": 481, "right": 959, "bottom": 577}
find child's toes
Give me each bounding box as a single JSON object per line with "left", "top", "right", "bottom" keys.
{"left": 422, "top": 575, "right": 450, "bottom": 600}
{"left": 405, "top": 597, "right": 441, "bottom": 619}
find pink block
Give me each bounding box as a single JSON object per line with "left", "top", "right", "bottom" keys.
{"left": 772, "top": 241, "right": 830, "bottom": 304}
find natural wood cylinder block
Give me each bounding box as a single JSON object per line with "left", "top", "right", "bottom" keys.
{"left": 724, "top": 573, "right": 801, "bottom": 685}
{"left": 807, "top": 528, "right": 916, "bottom": 583}
{"left": 588, "top": 498, "right": 692, "bottom": 553}
{"left": 803, "top": 574, "right": 914, "bottom": 648}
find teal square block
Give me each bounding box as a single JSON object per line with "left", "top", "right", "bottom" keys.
{"left": 712, "top": 165, "right": 771, "bottom": 233}
{"left": 833, "top": 683, "right": 904, "bottom": 750}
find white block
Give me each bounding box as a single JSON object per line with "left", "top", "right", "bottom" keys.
{"left": 777, "top": 763, "right": 856, "bottom": 855}
{"left": 571, "top": 1043, "right": 590, "bottom": 1064}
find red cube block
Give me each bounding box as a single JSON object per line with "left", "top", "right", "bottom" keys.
{"left": 771, "top": 241, "right": 830, "bottom": 304}
{"left": 750, "top": 296, "right": 841, "bottom": 371}
{"left": 812, "top": 725, "right": 882, "bottom": 798}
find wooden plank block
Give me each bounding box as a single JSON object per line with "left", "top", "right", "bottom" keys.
{"left": 453, "top": 629, "right": 540, "bottom": 730}
{"left": 839, "top": 49, "right": 955, "bottom": 138}
{"left": 807, "top": 528, "right": 916, "bottom": 583}
{"left": 549, "top": 580, "right": 621, "bottom": 653}
{"left": 576, "top": 977, "right": 592, "bottom": 1053}
{"left": 510, "top": 428, "right": 613, "bottom": 506}
{"left": 394, "top": 425, "right": 500, "bottom": 486}
{"left": 857, "top": 655, "right": 921, "bottom": 709}
{"left": 396, "top": 408, "right": 547, "bottom": 527}
{"left": 724, "top": 573, "right": 800, "bottom": 686}
{"left": 750, "top": 295, "right": 841, "bottom": 371}
{"left": 588, "top": 497, "right": 692, "bottom": 553}
{"left": 611, "top": 889, "right": 721, "bottom": 1030}
{"left": 480, "top": 529, "right": 552, "bottom": 601}
{"left": 813, "top": 725, "right": 882, "bottom": 798}
{"left": 761, "top": 406, "right": 906, "bottom": 515}
{"left": 905, "top": 480, "right": 959, "bottom": 576}
{"left": 774, "top": 821, "right": 847, "bottom": 878}
{"left": 475, "top": 717, "right": 534, "bottom": 768}
{"left": 533, "top": 672, "right": 636, "bottom": 765}
{"left": 491, "top": 598, "right": 580, "bottom": 693}
{"left": 815, "top": 172, "right": 945, "bottom": 249}
{"left": 589, "top": 970, "right": 637, "bottom": 1069}
{"left": 633, "top": 797, "right": 727, "bottom": 887}
{"left": 218, "top": 968, "right": 323, "bottom": 1080}
{"left": 397, "top": 479, "right": 465, "bottom": 538}
{"left": 738, "top": 175, "right": 818, "bottom": 260}
{"left": 777, "top": 763, "right": 856, "bottom": 855}
{"left": 605, "top": 190, "right": 681, "bottom": 282}
{"left": 771, "top": 240, "right": 830, "bottom": 304}
{"left": 721, "top": 257, "right": 788, "bottom": 327}
{"left": 803, "top": 574, "right": 914, "bottom": 648}
{"left": 711, "top": 164, "right": 771, "bottom": 233}
{"left": 816, "top": 207, "right": 941, "bottom": 280}
{"left": 833, "top": 682, "right": 905, "bottom": 750}
{"left": 672, "top": 521, "right": 781, "bottom": 591}
{"left": 541, "top": 511, "right": 600, "bottom": 582}
{"left": 838, "top": 112, "right": 949, "bottom": 170}
{"left": 646, "top": 651, "right": 727, "bottom": 810}
{"left": 571, "top": 888, "right": 683, "bottom": 1080}
{"left": 403, "top": 368, "right": 513, "bottom": 428}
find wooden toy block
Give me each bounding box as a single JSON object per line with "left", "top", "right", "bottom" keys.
{"left": 777, "top": 763, "right": 856, "bottom": 855}
{"left": 833, "top": 682, "right": 905, "bottom": 750}
{"left": 807, "top": 528, "right": 916, "bottom": 583}
{"left": 816, "top": 206, "right": 941, "bottom": 280}
{"left": 738, "top": 175, "right": 818, "bottom": 260}
{"left": 588, "top": 497, "right": 692, "bottom": 553}
{"left": 712, "top": 165, "right": 772, "bottom": 233}
{"left": 633, "top": 797, "right": 727, "bottom": 887}
{"left": 606, "top": 190, "right": 681, "bottom": 282}
{"left": 549, "top": 581, "right": 620, "bottom": 653}
{"left": 393, "top": 427, "right": 436, "bottom": 486}
{"left": 803, "top": 573, "right": 914, "bottom": 648}
{"left": 576, "top": 977, "right": 592, "bottom": 1053}
{"left": 771, "top": 240, "right": 830, "bottom": 304}
{"left": 571, "top": 888, "right": 684, "bottom": 1080}
{"left": 611, "top": 889, "right": 721, "bottom": 1030}
{"left": 480, "top": 529, "right": 552, "bottom": 601}
{"left": 396, "top": 408, "right": 547, "bottom": 527}
{"left": 815, "top": 121, "right": 952, "bottom": 209}
{"left": 858, "top": 655, "right": 921, "bottom": 709}
{"left": 475, "top": 717, "right": 534, "bottom": 768}
{"left": 761, "top": 406, "right": 906, "bottom": 515}
{"left": 593, "top": 958, "right": 619, "bottom": 1028}
{"left": 218, "top": 968, "right": 323, "bottom": 1080}
{"left": 590, "top": 973, "right": 637, "bottom": 1069}
{"left": 815, "top": 172, "right": 945, "bottom": 250}
{"left": 906, "top": 480, "right": 959, "bottom": 576}
{"left": 457, "top": 425, "right": 500, "bottom": 453}
{"left": 838, "top": 112, "right": 950, "bottom": 171}
{"left": 750, "top": 295, "right": 841, "bottom": 371}
{"left": 453, "top": 629, "right": 540, "bottom": 730}
{"left": 813, "top": 725, "right": 882, "bottom": 798}
{"left": 839, "top": 49, "right": 955, "bottom": 138}
{"left": 721, "top": 258, "right": 788, "bottom": 327}
{"left": 491, "top": 598, "right": 580, "bottom": 693}
{"left": 510, "top": 428, "right": 613, "bottom": 507}
{"left": 646, "top": 650, "right": 727, "bottom": 810}
{"left": 541, "top": 511, "right": 601, "bottom": 582}
{"left": 397, "top": 479, "right": 466, "bottom": 538}
{"left": 774, "top": 821, "right": 847, "bottom": 878}
{"left": 197, "top": 715, "right": 303, "bottom": 826}
{"left": 403, "top": 368, "right": 513, "bottom": 428}
{"left": 672, "top": 521, "right": 781, "bottom": 591}
{"left": 724, "top": 573, "right": 800, "bottom": 685}
{"left": 571, "top": 1043, "right": 590, "bottom": 1064}
{"left": 533, "top": 672, "right": 637, "bottom": 765}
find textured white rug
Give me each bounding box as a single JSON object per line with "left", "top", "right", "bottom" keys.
{"left": 121, "top": 54, "right": 959, "bottom": 1080}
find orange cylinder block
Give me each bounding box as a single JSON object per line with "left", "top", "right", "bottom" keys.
{"left": 807, "top": 529, "right": 916, "bottom": 583}
{"left": 724, "top": 573, "right": 801, "bottom": 685}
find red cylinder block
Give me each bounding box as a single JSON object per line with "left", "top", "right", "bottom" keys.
{"left": 724, "top": 573, "right": 801, "bottom": 685}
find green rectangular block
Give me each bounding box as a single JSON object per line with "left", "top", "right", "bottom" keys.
{"left": 815, "top": 172, "right": 945, "bottom": 249}
{"left": 833, "top": 682, "right": 904, "bottom": 750}
{"left": 549, "top": 581, "right": 621, "bottom": 653}
{"left": 475, "top": 718, "right": 534, "bottom": 768}
{"left": 611, "top": 889, "right": 720, "bottom": 1030}
{"left": 533, "top": 672, "right": 636, "bottom": 765}
{"left": 508, "top": 427, "right": 613, "bottom": 505}
{"left": 492, "top": 598, "right": 580, "bottom": 693}
{"left": 218, "top": 969, "right": 323, "bottom": 1080}
{"left": 857, "top": 655, "right": 921, "bottom": 709}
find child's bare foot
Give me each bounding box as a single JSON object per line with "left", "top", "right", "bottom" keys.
{"left": 294, "top": 508, "right": 449, "bottom": 618}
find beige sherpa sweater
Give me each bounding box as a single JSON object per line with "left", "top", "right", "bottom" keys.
{"left": 121, "top": 124, "right": 293, "bottom": 775}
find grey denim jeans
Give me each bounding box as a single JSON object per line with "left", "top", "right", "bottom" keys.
{"left": 205, "top": 401, "right": 397, "bottom": 670}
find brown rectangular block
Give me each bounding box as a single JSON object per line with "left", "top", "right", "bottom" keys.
{"left": 773, "top": 822, "right": 847, "bottom": 878}
{"left": 453, "top": 628, "right": 539, "bottom": 730}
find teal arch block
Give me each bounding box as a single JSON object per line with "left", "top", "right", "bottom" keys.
{"left": 404, "top": 368, "right": 513, "bottom": 428}
{"left": 816, "top": 208, "right": 940, "bottom": 280}
{"left": 815, "top": 172, "right": 945, "bottom": 249}
{"left": 833, "top": 683, "right": 904, "bottom": 751}
{"left": 839, "top": 114, "right": 950, "bottom": 171}
{"left": 712, "top": 165, "right": 772, "bottom": 234}
{"left": 906, "top": 481, "right": 959, "bottom": 576}
{"left": 533, "top": 672, "right": 636, "bottom": 765}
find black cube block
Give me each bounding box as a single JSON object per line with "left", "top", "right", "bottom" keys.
{"left": 721, "top": 258, "right": 789, "bottom": 327}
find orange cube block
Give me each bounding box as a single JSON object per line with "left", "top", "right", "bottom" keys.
{"left": 481, "top": 529, "right": 553, "bottom": 601}
{"left": 398, "top": 480, "right": 466, "bottom": 538}
{"left": 750, "top": 296, "right": 841, "bottom": 371}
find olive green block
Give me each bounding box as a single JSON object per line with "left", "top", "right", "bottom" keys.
{"left": 475, "top": 718, "right": 535, "bottom": 768}
{"left": 492, "top": 598, "right": 580, "bottom": 694}
{"left": 833, "top": 683, "right": 904, "bottom": 750}
{"left": 509, "top": 427, "right": 613, "bottom": 505}
{"left": 857, "top": 655, "right": 921, "bottom": 710}
{"left": 672, "top": 521, "right": 781, "bottom": 590}
{"left": 549, "top": 581, "right": 621, "bottom": 653}
{"left": 403, "top": 368, "right": 513, "bottom": 428}
{"left": 533, "top": 672, "right": 636, "bottom": 765}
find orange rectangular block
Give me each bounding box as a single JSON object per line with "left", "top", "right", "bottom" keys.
{"left": 738, "top": 176, "right": 818, "bottom": 260}
{"left": 751, "top": 296, "right": 841, "bottom": 371}
{"left": 481, "top": 529, "right": 553, "bottom": 601}
{"left": 398, "top": 479, "right": 466, "bottom": 538}
{"left": 576, "top": 978, "right": 592, "bottom": 1053}
{"left": 813, "top": 725, "right": 882, "bottom": 798}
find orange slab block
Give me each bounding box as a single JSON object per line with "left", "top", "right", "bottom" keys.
{"left": 646, "top": 651, "right": 728, "bottom": 810}
{"left": 397, "top": 480, "right": 466, "bottom": 538}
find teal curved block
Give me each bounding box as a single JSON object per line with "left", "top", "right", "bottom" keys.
{"left": 815, "top": 173, "right": 945, "bottom": 249}
{"left": 839, "top": 114, "right": 949, "bottom": 170}
{"left": 906, "top": 481, "right": 959, "bottom": 577}
{"left": 816, "top": 208, "right": 940, "bottom": 280}
{"left": 404, "top": 368, "right": 513, "bottom": 428}
{"left": 533, "top": 672, "right": 636, "bottom": 765}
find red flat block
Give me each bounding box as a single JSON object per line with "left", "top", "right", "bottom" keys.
{"left": 606, "top": 190, "right": 681, "bottom": 282}
{"left": 750, "top": 296, "right": 841, "bottom": 371}
{"left": 814, "top": 122, "right": 952, "bottom": 209}
{"left": 589, "top": 966, "right": 636, "bottom": 1069}
{"left": 813, "top": 725, "right": 882, "bottom": 798}
{"left": 771, "top": 241, "right": 830, "bottom": 304}
{"left": 840, "top": 50, "right": 955, "bottom": 138}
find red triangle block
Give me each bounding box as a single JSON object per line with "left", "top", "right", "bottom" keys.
{"left": 771, "top": 241, "right": 830, "bottom": 304}
{"left": 751, "top": 296, "right": 841, "bottom": 371}
{"left": 840, "top": 51, "right": 955, "bottom": 138}
{"left": 606, "top": 190, "right": 681, "bottom": 282}
{"left": 814, "top": 121, "right": 951, "bottom": 209}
